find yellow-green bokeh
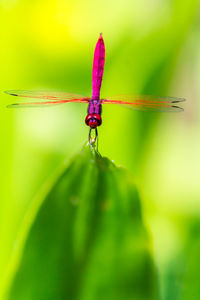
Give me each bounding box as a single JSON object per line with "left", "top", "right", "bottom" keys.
{"left": 0, "top": 0, "right": 200, "bottom": 298}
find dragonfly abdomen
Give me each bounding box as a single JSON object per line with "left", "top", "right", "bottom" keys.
{"left": 92, "top": 34, "right": 105, "bottom": 100}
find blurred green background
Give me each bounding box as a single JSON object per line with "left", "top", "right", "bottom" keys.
{"left": 0, "top": 0, "right": 200, "bottom": 298}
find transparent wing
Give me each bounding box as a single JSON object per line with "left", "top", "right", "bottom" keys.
{"left": 5, "top": 90, "right": 90, "bottom": 108}
{"left": 5, "top": 90, "right": 90, "bottom": 101}
{"left": 7, "top": 100, "right": 90, "bottom": 108}
{"left": 101, "top": 95, "right": 185, "bottom": 112}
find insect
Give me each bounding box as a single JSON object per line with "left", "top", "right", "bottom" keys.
{"left": 5, "top": 33, "right": 185, "bottom": 148}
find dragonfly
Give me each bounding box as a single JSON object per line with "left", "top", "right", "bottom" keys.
{"left": 5, "top": 33, "right": 185, "bottom": 148}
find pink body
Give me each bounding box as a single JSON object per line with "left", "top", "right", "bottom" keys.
{"left": 85, "top": 33, "right": 105, "bottom": 129}
{"left": 92, "top": 33, "right": 105, "bottom": 100}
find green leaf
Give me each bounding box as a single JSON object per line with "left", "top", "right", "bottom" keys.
{"left": 5, "top": 145, "right": 158, "bottom": 300}
{"left": 164, "top": 218, "right": 200, "bottom": 300}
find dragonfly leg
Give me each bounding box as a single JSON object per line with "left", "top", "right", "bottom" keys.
{"left": 88, "top": 128, "right": 98, "bottom": 152}
{"left": 95, "top": 128, "right": 99, "bottom": 152}
{"left": 89, "top": 128, "right": 92, "bottom": 143}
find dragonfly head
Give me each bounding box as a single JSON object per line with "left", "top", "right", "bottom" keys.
{"left": 85, "top": 113, "right": 102, "bottom": 129}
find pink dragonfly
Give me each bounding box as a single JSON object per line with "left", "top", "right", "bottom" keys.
{"left": 5, "top": 33, "right": 185, "bottom": 146}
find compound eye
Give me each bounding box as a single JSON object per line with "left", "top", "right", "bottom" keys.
{"left": 88, "top": 119, "right": 98, "bottom": 129}
{"left": 85, "top": 114, "right": 93, "bottom": 126}
{"left": 93, "top": 114, "right": 102, "bottom": 126}
{"left": 85, "top": 114, "right": 102, "bottom": 128}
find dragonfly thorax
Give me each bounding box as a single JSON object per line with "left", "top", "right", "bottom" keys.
{"left": 85, "top": 113, "right": 102, "bottom": 129}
